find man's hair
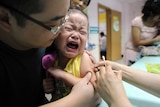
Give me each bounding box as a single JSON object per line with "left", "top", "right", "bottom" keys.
{"left": 142, "top": 0, "right": 160, "bottom": 21}
{"left": 0, "top": 0, "right": 44, "bottom": 27}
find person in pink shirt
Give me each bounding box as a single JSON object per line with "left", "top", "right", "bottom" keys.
{"left": 124, "top": 0, "right": 160, "bottom": 65}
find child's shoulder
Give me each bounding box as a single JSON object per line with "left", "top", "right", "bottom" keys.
{"left": 80, "top": 51, "right": 93, "bottom": 63}
{"left": 81, "top": 51, "right": 90, "bottom": 59}
{"left": 80, "top": 51, "right": 94, "bottom": 77}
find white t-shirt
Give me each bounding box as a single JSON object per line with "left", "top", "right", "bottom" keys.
{"left": 100, "top": 36, "right": 107, "bottom": 51}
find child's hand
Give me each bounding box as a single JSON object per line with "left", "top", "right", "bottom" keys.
{"left": 42, "top": 53, "right": 56, "bottom": 70}
{"left": 43, "top": 77, "right": 54, "bottom": 94}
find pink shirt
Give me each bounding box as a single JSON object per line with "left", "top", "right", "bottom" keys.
{"left": 124, "top": 15, "right": 158, "bottom": 65}
{"left": 127, "top": 15, "right": 158, "bottom": 50}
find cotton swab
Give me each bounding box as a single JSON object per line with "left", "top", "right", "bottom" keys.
{"left": 102, "top": 55, "right": 118, "bottom": 72}
{"left": 102, "top": 56, "right": 106, "bottom": 67}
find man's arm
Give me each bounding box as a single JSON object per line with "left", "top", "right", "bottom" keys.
{"left": 40, "top": 72, "right": 97, "bottom": 107}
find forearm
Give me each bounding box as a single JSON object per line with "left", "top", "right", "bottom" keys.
{"left": 111, "top": 97, "right": 133, "bottom": 107}
{"left": 62, "top": 72, "right": 81, "bottom": 86}
{"left": 48, "top": 68, "right": 80, "bottom": 86}
{"left": 136, "top": 38, "right": 156, "bottom": 46}
{"left": 123, "top": 68, "right": 160, "bottom": 97}
{"left": 108, "top": 61, "right": 160, "bottom": 97}
{"left": 40, "top": 72, "right": 96, "bottom": 107}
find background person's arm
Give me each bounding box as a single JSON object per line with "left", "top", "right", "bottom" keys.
{"left": 132, "top": 26, "right": 160, "bottom": 46}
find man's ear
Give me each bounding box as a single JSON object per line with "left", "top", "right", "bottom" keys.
{"left": 0, "top": 6, "right": 11, "bottom": 32}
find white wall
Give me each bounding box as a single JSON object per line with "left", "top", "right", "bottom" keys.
{"left": 87, "top": 0, "right": 145, "bottom": 60}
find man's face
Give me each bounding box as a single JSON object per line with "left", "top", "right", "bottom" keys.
{"left": 7, "top": 0, "right": 70, "bottom": 50}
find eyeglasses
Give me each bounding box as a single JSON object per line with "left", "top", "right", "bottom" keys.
{"left": 0, "top": 2, "right": 70, "bottom": 35}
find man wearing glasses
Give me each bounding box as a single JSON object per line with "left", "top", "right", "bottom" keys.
{"left": 0, "top": 0, "right": 97, "bottom": 107}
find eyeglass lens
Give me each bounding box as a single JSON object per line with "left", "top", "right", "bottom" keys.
{"left": 51, "top": 10, "right": 71, "bottom": 34}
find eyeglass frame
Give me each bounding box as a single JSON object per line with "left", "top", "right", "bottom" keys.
{"left": 0, "top": 2, "right": 70, "bottom": 35}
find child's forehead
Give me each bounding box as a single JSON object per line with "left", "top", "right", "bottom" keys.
{"left": 69, "top": 12, "right": 87, "bottom": 21}
{"left": 69, "top": 13, "right": 88, "bottom": 25}
{"left": 69, "top": 10, "right": 86, "bottom": 18}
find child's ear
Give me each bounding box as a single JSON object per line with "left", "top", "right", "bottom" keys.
{"left": 0, "top": 6, "right": 11, "bottom": 32}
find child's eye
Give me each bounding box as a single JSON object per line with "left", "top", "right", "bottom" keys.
{"left": 80, "top": 30, "right": 87, "bottom": 35}
{"left": 64, "top": 26, "right": 73, "bottom": 31}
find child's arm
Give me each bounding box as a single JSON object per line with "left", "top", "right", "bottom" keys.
{"left": 80, "top": 51, "right": 96, "bottom": 83}
{"left": 42, "top": 53, "right": 81, "bottom": 86}
{"left": 80, "top": 52, "right": 101, "bottom": 105}
{"left": 84, "top": 50, "right": 97, "bottom": 64}
{"left": 48, "top": 68, "right": 81, "bottom": 86}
